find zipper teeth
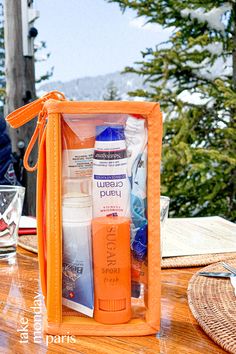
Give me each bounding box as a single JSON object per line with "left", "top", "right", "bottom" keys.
{"left": 62, "top": 307, "right": 89, "bottom": 318}
{"left": 62, "top": 311, "right": 88, "bottom": 318}
{"left": 44, "top": 100, "right": 153, "bottom": 116}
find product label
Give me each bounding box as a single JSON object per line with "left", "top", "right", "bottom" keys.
{"left": 102, "top": 225, "right": 120, "bottom": 287}
{"left": 62, "top": 223, "right": 94, "bottom": 316}
{"left": 94, "top": 150, "right": 127, "bottom": 160}
{"left": 93, "top": 141, "right": 130, "bottom": 217}
{"left": 62, "top": 148, "right": 94, "bottom": 178}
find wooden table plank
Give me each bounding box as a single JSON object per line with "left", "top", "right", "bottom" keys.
{"left": 0, "top": 248, "right": 227, "bottom": 353}
{"left": 162, "top": 216, "right": 236, "bottom": 257}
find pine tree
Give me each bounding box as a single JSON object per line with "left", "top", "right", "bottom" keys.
{"left": 34, "top": 40, "right": 54, "bottom": 84}
{"left": 103, "top": 80, "right": 121, "bottom": 100}
{"left": 107, "top": 0, "right": 236, "bottom": 221}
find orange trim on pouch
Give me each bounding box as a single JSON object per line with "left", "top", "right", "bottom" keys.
{"left": 6, "top": 91, "right": 162, "bottom": 336}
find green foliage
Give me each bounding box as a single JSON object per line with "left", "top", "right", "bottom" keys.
{"left": 107, "top": 0, "right": 236, "bottom": 220}
{"left": 103, "top": 80, "right": 121, "bottom": 100}
{"left": 34, "top": 40, "right": 54, "bottom": 84}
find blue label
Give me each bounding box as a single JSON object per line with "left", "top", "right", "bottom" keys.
{"left": 94, "top": 174, "right": 126, "bottom": 180}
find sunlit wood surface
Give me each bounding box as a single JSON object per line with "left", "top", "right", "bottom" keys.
{"left": 0, "top": 247, "right": 227, "bottom": 354}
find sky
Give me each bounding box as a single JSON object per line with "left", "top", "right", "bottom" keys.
{"left": 34, "top": 0, "right": 171, "bottom": 83}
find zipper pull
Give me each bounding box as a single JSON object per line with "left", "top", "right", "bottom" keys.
{"left": 6, "top": 90, "right": 65, "bottom": 128}
{"left": 5, "top": 90, "right": 65, "bottom": 172}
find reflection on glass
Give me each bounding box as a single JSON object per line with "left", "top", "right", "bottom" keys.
{"left": 160, "top": 196, "right": 170, "bottom": 255}
{"left": 0, "top": 186, "right": 25, "bottom": 259}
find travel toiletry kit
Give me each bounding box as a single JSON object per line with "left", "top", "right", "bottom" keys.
{"left": 6, "top": 91, "right": 162, "bottom": 336}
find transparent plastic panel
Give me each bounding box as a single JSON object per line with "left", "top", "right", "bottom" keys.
{"left": 61, "top": 113, "right": 148, "bottom": 324}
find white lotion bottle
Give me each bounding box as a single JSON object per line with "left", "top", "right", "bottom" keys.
{"left": 92, "top": 125, "right": 130, "bottom": 218}
{"left": 62, "top": 193, "right": 94, "bottom": 316}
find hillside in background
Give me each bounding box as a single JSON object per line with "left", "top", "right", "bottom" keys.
{"left": 38, "top": 71, "right": 148, "bottom": 101}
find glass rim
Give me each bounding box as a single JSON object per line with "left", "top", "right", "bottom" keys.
{"left": 0, "top": 185, "right": 25, "bottom": 191}
{"left": 160, "top": 195, "right": 170, "bottom": 201}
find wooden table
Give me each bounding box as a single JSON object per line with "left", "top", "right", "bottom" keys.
{"left": 0, "top": 248, "right": 227, "bottom": 354}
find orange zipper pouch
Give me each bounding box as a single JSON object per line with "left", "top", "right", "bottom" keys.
{"left": 6, "top": 91, "right": 162, "bottom": 336}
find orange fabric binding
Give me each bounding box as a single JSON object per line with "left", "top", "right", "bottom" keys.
{"left": 6, "top": 91, "right": 65, "bottom": 172}
{"left": 6, "top": 92, "right": 162, "bottom": 337}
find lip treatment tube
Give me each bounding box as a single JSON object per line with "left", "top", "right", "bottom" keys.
{"left": 92, "top": 216, "right": 131, "bottom": 324}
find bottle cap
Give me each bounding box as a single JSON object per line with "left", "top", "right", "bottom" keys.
{"left": 62, "top": 194, "right": 92, "bottom": 222}
{"left": 63, "top": 178, "right": 92, "bottom": 196}
{"left": 62, "top": 194, "right": 92, "bottom": 207}
{"left": 95, "top": 125, "right": 125, "bottom": 141}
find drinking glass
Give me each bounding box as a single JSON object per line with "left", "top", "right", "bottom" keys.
{"left": 160, "top": 196, "right": 170, "bottom": 254}
{"left": 0, "top": 185, "right": 25, "bottom": 259}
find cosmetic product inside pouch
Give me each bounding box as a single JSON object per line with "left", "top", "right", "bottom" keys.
{"left": 6, "top": 92, "right": 162, "bottom": 336}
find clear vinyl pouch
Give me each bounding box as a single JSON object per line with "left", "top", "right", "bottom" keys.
{"left": 6, "top": 94, "right": 162, "bottom": 336}
{"left": 61, "top": 114, "right": 148, "bottom": 323}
